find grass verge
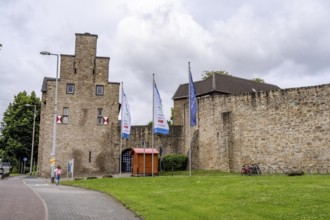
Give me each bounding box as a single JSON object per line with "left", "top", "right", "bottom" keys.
{"left": 62, "top": 171, "right": 330, "bottom": 220}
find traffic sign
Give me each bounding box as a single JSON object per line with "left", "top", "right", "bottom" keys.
{"left": 50, "top": 157, "right": 55, "bottom": 166}
{"left": 23, "top": 157, "right": 27, "bottom": 162}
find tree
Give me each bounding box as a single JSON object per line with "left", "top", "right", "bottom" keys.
{"left": 252, "top": 77, "right": 265, "bottom": 83}
{"left": 201, "top": 70, "right": 231, "bottom": 80}
{"left": 0, "top": 91, "right": 40, "bottom": 171}
{"left": 202, "top": 70, "right": 266, "bottom": 84}
{"left": 169, "top": 107, "right": 174, "bottom": 126}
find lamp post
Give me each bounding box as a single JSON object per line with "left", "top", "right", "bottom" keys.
{"left": 40, "top": 51, "right": 60, "bottom": 183}
{"left": 25, "top": 104, "right": 36, "bottom": 175}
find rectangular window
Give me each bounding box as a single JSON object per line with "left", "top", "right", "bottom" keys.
{"left": 96, "top": 85, "right": 104, "bottom": 96}
{"left": 97, "top": 108, "right": 103, "bottom": 125}
{"left": 62, "top": 107, "right": 69, "bottom": 124}
{"left": 67, "top": 84, "right": 75, "bottom": 94}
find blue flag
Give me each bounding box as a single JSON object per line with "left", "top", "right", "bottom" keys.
{"left": 121, "top": 88, "right": 131, "bottom": 139}
{"left": 153, "top": 82, "right": 169, "bottom": 134}
{"left": 189, "top": 71, "right": 197, "bottom": 127}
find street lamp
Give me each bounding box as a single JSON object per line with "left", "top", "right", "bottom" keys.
{"left": 40, "top": 51, "right": 60, "bottom": 183}
{"left": 0, "top": 43, "right": 2, "bottom": 50}
{"left": 25, "top": 104, "right": 36, "bottom": 175}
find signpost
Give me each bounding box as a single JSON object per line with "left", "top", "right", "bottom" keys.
{"left": 50, "top": 156, "right": 55, "bottom": 181}
{"left": 50, "top": 157, "right": 55, "bottom": 166}
{"left": 67, "top": 159, "right": 74, "bottom": 179}
{"left": 23, "top": 157, "right": 27, "bottom": 174}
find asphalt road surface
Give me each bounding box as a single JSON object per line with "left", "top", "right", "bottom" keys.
{"left": 0, "top": 175, "right": 140, "bottom": 220}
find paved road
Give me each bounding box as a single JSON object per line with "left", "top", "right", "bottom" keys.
{"left": 0, "top": 176, "right": 141, "bottom": 220}
{"left": 0, "top": 175, "right": 45, "bottom": 220}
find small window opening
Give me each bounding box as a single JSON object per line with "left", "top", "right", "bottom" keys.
{"left": 96, "top": 85, "right": 104, "bottom": 96}
{"left": 66, "top": 84, "right": 75, "bottom": 94}
{"left": 62, "top": 107, "right": 69, "bottom": 124}
{"left": 97, "top": 108, "right": 103, "bottom": 125}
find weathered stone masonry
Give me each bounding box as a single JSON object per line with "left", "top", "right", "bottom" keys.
{"left": 176, "top": 84, "right": 330, "bottom": 172}
{"left": 38, "top": 33, "right": 183, "bottom": 177}
{"left": 38, "top": 33, "right": 120, "bottom": 177}
{"left": 39, "top": 32, "right": 329, "bottom": 177}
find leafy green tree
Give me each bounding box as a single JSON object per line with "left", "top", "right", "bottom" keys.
{"left": 252, "top": 77, "right": 265, "bottom": 83}
{"left": 202, "top": 70, "right": 265, "bottom": 84}
{"left": 0, "top": 91, "right": 40, "bottom": 171}
{"left": 168, "top": 107, "right": 174, "bottom": 126}
{"left": 201, "top": 70, "right": 231, "bottom": 80}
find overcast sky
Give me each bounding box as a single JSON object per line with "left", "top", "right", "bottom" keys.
{"left": 1, "top": 0, "right": 330, "bottom": 125}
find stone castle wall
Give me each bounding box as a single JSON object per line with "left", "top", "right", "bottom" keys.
{"left": 178, "top": 84, "right": 330, "bottom": 172}
{"left": 39, "top": 33, "right": 329, "bottom": 177}
{"left": 108, "top": 125, "right": 184, "bottom": 173}
{"left": 38, "top": 33, "right": 120, "bottom": 178}
{"left": 38, "top": 33, "right": 183, "bottom": 178}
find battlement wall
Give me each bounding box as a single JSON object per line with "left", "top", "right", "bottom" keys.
{"left": 193, "top": 83, "right": 330, "bottom": 171}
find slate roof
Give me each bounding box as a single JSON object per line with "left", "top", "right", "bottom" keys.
{"left": 172, "top": 74, "right": 280, "bottom": 100}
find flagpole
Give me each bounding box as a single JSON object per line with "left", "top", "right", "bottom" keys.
{"left": 188, "top": 62, "right": 192, "bottom": 176}
{"left": 152, "top": 73, "right": 155, "bottom": 177}
{"left": 143, "top": 138, "right": 146, "bottom": 177}
{"left": 120, "top": 82, "right": 123, "bottom": 176}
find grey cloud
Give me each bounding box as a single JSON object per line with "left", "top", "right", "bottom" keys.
{"left": 1, "top": 0, "right": 330, "bottom": 124}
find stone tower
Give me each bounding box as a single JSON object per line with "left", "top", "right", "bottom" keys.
{"left": 38, "top": 33, "right": 120, "bottom": 177}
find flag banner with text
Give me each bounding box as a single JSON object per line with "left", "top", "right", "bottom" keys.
{"left": 153, "top": 82, "right": 169, "bottom": 134}
{"left": 121, "top": 89, "right": 131, "bottom": 139}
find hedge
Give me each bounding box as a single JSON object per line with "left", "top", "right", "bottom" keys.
{"left": 162, "top": 154, "right": 188, "bottom": 171}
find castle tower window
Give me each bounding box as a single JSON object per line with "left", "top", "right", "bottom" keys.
{"left": 66, "top": 84, "right": 75, "bottom": 94}
{"left": 96, "top": 85, "right": 104, "bottom": 96}
{"left": 97, "top": 108, "right": 103, "bottom": 125}
{"left": 62, "top": 107, "right": 69, "bottom": 124}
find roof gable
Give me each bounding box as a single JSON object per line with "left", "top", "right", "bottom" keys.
{"left": 173, "top": 74, "right": 280, "bottom": 100}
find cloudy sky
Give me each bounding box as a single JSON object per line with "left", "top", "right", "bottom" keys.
{"left": 1, "top": 0, "right": 330, "bottom": 125}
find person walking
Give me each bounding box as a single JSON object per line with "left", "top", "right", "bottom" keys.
{"left": 54, "top": 165, "right": 62, "bottom": 186}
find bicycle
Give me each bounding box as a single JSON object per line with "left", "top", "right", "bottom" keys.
{"left": 259, "top": 166, "right": 267, "bottom": 174}
{"left": 317, "top": 166, "right": 328, "bottom": 174}
{"left": 282, "top": 166, "right": 292, "bottom": 174}
{"left": 250, "top": 163, "right": 262, "bottom": 175}
{"left": 267, "top": 167, "right": 275, "bottom": 174}
{"left": 241, "top": 164, "right": 252, "bottom": 176}
{"left": 275, "top": 167, "right": 282, "bottom": 174}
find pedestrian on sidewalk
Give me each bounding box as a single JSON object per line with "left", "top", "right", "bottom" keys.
{"left": 55, "top": 165, "right": 62, "bottom": 186}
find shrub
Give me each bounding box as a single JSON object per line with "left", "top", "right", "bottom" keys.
{"left": 163, "top": 154, "right": 188, "bottom": 171}
{"left": 86, "top": 176, "right": 97, "bottom": 179}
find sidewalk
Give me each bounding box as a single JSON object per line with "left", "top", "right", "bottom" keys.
{"left": 24, "top": 176, "right": 141, "bottom": 220}
{"left": 0, "top": 175, "right": 45, "bottom": 220}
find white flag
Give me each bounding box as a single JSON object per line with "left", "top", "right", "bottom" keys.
{"left": 121, "top": 88, "right": 131, "bottom": 139}
{"left": 153, "top": 82, "right": 169, "bottom": 135}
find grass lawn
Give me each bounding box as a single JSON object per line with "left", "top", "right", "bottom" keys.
{"left": 62, "top": 171, "right": 330, "bottom": 220}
